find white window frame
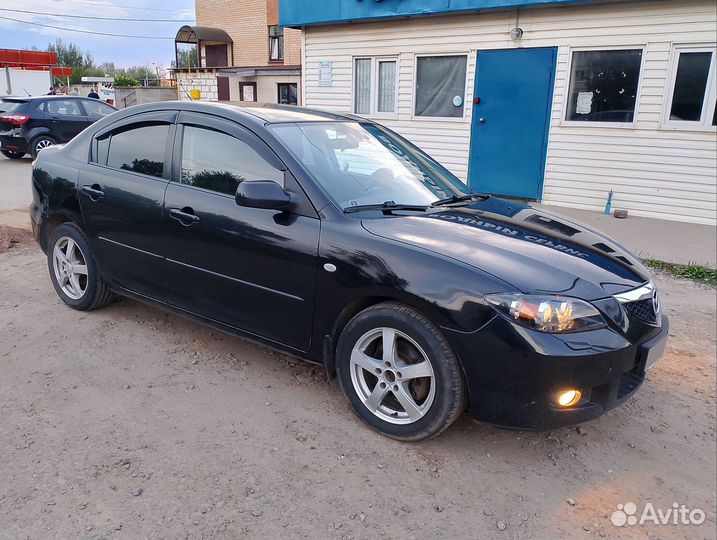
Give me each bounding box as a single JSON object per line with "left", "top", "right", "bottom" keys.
{"left": 661, "top": 44, "right": 717, "bottom": 131}
{"left": 411, "top": 52, "right": 470, "bottom": 122}
{"left": 560, "top": 45, "right": 647, "bottom": 128}
{"left": 351, "top": 56, "right": 399, "bottom": 119}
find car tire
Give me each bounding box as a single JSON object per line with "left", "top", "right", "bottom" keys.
{"left": 47, "top": 223, "right": 115, "bottom": 311}
{"left": 30, "top": 135, "right": 55, "bottom": 159}
{"left": 1, "top": 149, "right": 25, "bottom": 159}
{"left": 336, "top": 302, "right": 466, "bottom": 441}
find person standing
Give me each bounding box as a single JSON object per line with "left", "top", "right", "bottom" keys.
{"left": 87, "top": 85, "right": 100, "bottom": 99}
{"left": 70, "top": 87, "right": 80, "bottom": 96}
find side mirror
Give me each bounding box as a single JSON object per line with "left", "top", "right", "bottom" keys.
{"left": 235, "top": 180, "right": 295, "bottom": 211}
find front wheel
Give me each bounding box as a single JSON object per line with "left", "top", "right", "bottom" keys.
{"left": 47, "top": 223, "right": 115, "bottom": 310}
{"left": 1, "top": 149, "right": 25, "bottom": 159}
{"left": 336, "top": 302, "right": 466, "bottom": 441}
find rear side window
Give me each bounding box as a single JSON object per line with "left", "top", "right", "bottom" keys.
{"left": 179, "top": 125, "right": 284, "bottom": 196}
{"left": 104, "top": 123, "right": 169, "bottom": 178}
{"left": 45, "top": 99, "right": 83, "bottom": 116}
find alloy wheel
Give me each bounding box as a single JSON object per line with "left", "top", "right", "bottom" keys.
{"left": 350, "top": 327, "right": 436, "bottom": 425}
{"left": 35, "top": 139, "right": 54, "bottom": 153}
{"left": 52, "top": 236, "right": 88, "bottom": 300}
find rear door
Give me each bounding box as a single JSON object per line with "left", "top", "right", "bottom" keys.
{"left": 78, "top": 111, "right": 176, "bottom": 296}
{"left": 43, "top": 98, "right": 91, "bottom": 141}
{"left": 162, "top": 111, "right": 320, "bottom": 350}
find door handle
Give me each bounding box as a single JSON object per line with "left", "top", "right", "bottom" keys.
{"left": 169, "top": 207, "right": 200, "bottom": 224}
{"left": 81, "top": 184, "right": 104, "bottom": 199}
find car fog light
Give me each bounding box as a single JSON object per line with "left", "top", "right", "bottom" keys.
{"left": 556, "top": 389, "right": 582, "bottom": 407}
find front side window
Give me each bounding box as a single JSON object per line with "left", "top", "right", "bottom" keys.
{"left": 83, "top": 100, "right": 115, "bottom": 118}
{"left": 565, "top": 49, "right": 643, "bottom": 123}
{"left": 665, "top": 48, "right": 716, "bottom": 128}
{"left": 180, "top": 125, "right": 283, "bottom": 196}
{"left": 269, "top": 26, "right": 284, "bottom": 61}
{"left": 270, "top": 121, "right": 471, "bottom": 209}
{"left": 415, "top": 55, "right": 467, "bottom": 118}
{"left": 353, "top": 57, "right": 398, "bottom": 117}
{"left": 105, "top": 123, "right": 168, "bottom": 178}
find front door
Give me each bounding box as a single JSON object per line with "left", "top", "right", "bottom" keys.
{"left": 468, "top": 47, "right": 557, "bottom": 199}
{"left": 163, "top": 112, "right": 320, "bottom": 351}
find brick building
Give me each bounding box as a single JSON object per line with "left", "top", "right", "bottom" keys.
{"left": 172, "top": 0, "right": 302, "bottom": 104}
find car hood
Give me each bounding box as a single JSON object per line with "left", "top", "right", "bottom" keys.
{"left": 361, "top": 197, "right": 651, "bottom": 301}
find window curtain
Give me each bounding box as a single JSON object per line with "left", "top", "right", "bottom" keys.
{"left": 354, "top": 58, "right": 371, "bottom": 114}
{"left": 415, "top": 56, "right": 467, "bottom": 117}
{"left": 377, "top": 61, "right": 396, "bottom": 113}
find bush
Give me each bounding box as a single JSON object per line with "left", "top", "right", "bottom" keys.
{"left": 114, "top": 73, "right": 140, "bottom": 87}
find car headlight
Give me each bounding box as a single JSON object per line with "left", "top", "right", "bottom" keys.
{"left": 485, "top": 293, "right": 606, "bottom": 333}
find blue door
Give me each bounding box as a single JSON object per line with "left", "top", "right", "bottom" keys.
{"left": 468, "top": 47, "right": 557, "bottom": 199}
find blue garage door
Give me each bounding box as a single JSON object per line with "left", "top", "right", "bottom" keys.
{"left": 468, "top": 47, "right": 557, "bottom": 200}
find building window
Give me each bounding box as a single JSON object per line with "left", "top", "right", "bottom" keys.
{"left": 414, "top": 55, "right": 467, "bottom": 118}
{"left": 565, "top": 49, "right": 643, "bottom": 123}
{"left": 239, "top": 82, "right": 257, "bottom": 102}
{"left": 353, "top": 57, "right": 398, "bottom": 117}
{"left": 278, "top": 83, "right": 298, "bottom": 105}
{"left": 664, "top": 47, "right": 716, "bottom": 129}
{"left": 269, "top": 26, "right": 284, "bottom": 62}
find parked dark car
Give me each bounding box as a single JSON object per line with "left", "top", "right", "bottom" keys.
{"left": 0, "top": 95, "right": 116, "bottom": 159}
{"left": 29, "top": 102, "right": 668, "bottom": 440}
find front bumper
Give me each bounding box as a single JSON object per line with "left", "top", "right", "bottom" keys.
{"left": 446, "top": 313, "right": 669, "bottom": 430}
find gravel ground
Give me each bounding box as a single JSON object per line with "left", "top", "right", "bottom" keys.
{"left": 0, "top": 244, "right": 715, "bottom": 540}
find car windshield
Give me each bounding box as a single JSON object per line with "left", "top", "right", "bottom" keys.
{"left": 269, "top": 121, "right": 473, "bottom": 209}
{"left": 0, "top": 100, "right": 27, "bottom": 114}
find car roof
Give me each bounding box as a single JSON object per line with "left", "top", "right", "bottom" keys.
{"left": 105, "top": 100, "right": 364, "bottom": 126}
{"left": 1, "top": 95, "right": 93, "bottom": 101}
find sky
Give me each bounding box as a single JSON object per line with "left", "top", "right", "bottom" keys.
{"left": 1, "top": 0, "right": 196, "bottom": 69}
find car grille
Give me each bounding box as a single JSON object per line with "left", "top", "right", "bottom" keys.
{"left": 623, "top": 297, "right": 658, "bottom": 325}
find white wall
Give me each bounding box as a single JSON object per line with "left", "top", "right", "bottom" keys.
{"left": 302, "top": 0, "right": 717, "bottom": 225}
{"left": 1, "top": 68, "right": 52, "bottom": 97}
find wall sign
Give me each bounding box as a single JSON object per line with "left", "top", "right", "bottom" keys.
{"left": 318, "top": 60, "right": 333, "bottom": 87}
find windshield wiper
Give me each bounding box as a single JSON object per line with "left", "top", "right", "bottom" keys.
{"left": 431, "top": 193, "right": 489, "bottom": 207}
{"left": 344, "top": 201, "right": 429, "bottom": 214}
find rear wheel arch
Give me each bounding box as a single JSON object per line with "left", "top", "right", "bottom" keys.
{"left": 43, "top": 213, "right": 79, "bottom": 251}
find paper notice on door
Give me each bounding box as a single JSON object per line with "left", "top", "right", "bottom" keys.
{"left": 576, "top": 92, "right": 593, "bottom": 115}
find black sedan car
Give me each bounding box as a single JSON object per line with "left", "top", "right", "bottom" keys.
{"left": 29, "top": 102, "right": 668, "bottom": 440}
{"left": 0, "top": 95, "right": 116, "bottom": 159}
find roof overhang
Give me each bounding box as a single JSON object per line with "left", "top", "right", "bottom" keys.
{"left": 175, "top": 25, "right": 233, "bottom": 44}
{"left": 280, "top": 0, "right": 597, "bottom": 27}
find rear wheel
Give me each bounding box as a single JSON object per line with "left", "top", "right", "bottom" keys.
{"left": 47, "top": 223, "right": 115, "bottom": 310}
{"left": 30, "top": 135, "right": 55, "bottom": 159}
{"left": 336, "top": 302, "right": 465, "bottom": 441}
{"left": 1, "top": 149, "right": 25, "bottom": 159}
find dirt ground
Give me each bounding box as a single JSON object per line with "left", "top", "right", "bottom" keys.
{"left": 0, "top": 240, "right": 714, "bottom": 540}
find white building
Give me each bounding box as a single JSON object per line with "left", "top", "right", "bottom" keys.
{"left": 281, "top": 0, "right": 717, "bottom": 225}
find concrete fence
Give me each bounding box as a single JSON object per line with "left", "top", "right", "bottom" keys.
{"left": 114, "top": 87, "right": 178, "bottom": 109}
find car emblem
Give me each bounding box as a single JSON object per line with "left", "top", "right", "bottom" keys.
{"left": 652, "top": 291, "right": 660, "bottom": 314}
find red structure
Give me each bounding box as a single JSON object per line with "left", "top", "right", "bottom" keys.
{"left": 0, "top": 48, "right": 72, "bottom": 77}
